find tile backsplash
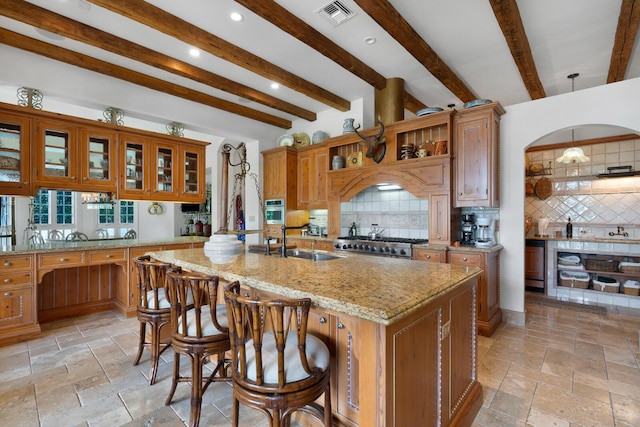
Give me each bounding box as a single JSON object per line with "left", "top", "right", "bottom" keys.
{"left": 526, "top": 137, "right": 640, "bottom": 238}
{"left": 340, "top": 186, "right": 428, "bottom": 239}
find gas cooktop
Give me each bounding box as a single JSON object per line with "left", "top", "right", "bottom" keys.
{"left": 336, "top": 236, "right": 429, "bottom": 244}
{"left": 334, "top": 236, "right": 428, "bottom": 258}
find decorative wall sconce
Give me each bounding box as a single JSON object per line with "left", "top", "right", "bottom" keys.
{"left": 17, "top": 87, "right": 43, "bottom": 109}
{"left": 100, "top": 107, "right": 124, "bottom": 125}
{"left": 166, "top": 121, "right": 185, "bottom": 137}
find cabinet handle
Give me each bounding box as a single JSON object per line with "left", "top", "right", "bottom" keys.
{"left": 458, "top": 192, "right": 463, "bottom": 196}
{"left": 60, "top": 258, "right": 68, "bottom": 262}
{"left": 319, "top": 317, "right": 327, "bottom": 324}
{"left": 3, "top": 278, "right": 10, "bottom": 283}
{"left": 71, "top": 176, "right": 76, "bottom": 179}
{"left": 3, "top": 292, "right": 10, "bottom": 296}
{"left": 243, "top": 292, "right": 250, "bottom": 297}
{"left": 23, "top": 181, "right": 28, "bottom": 185}
{"left": 337, "top": 322, "right": 344, "bottom": 329}
{"left": 106, "top": 254, "right": 113, "bottom": 258}
{"left": 3, "top": 261, "right": 10, "bottom": 267}
{"left": 462, "top": 257, "right": 468, "bottom": 261}
{"left": 426, "top": 255, "right": 431, "bottom": 259}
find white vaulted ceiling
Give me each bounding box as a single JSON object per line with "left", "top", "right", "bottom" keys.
{"left": 0, "top": 0, "right": 637, "bottom": 141}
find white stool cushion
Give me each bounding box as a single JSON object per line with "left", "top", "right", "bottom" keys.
{"left": 178, "top": 304, "right": 228, "bottom": 337}
{"left": 245, "top": 333, "right": 329, "bottom": 384}
{"left": 145, "top": 287, "right": 171, "bottom": 309}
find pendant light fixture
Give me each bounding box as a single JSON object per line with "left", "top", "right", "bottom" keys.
{"left": 556, "top": 73, "right": 590, "bottom": 164}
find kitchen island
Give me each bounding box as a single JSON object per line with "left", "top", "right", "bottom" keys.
{"left": 149, "top": 247, "right": 483, "bottom": 427}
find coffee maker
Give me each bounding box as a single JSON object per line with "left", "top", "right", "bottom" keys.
{"left": 475, "top": 217, "right": 495, "bottom": 248}
{"left": 461, "top": 214, "right": 476, "bottom": 245}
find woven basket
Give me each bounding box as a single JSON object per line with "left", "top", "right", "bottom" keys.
{"left": 619, "top": 262, "right": 640, "bottom": 274}
{"left": 559, "top": 271, "right": 590, "bottom": 289}
{"left": 593, "top": 277, "right": 620, "bottom": 293}
{"left": 585, "top": 258, "right": 619, "bottom": 272}
{"left": 623, "top": 281, "right": 640, "bottom": 296}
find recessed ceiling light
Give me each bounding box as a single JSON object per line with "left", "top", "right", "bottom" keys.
{"left": 270, "top": 82, "right": 280, "bottom": 90}
{"left": 189, "top": 48, "right": 200, "bottom": 57}
{"left": 364, "top": 36, "right": 376, "bottom": 45}
{"left": 230, "top": 12, "right": 243, "bottom": 21}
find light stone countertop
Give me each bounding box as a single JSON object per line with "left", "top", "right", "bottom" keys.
{"left": 0, "top": 236, "right": 209, "bottom": 255}
{"left": 148, "top": 247, "right": 482, "bottom": 326}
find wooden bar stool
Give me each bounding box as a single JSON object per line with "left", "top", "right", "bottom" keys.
{"left": 224, "top": 282, "right": 332, "bottom": 427}
{"left": 164, "top": 267, "right": 234, "bottom": 427}
{"left": 132, "top": 255, "right": 173, "bottom": 385}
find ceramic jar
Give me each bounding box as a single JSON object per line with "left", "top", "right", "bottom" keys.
{"left": 332, "top": 155, "right": 344, "bottom": 170}
{"left": 343, "top": 118, "right": 356, "bottom": 134}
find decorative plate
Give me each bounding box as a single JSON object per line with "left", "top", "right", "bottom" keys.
{"left": 277, "top": 134, "right": 294, "bottom": 147}
{"left": 292, "top": 132, "right": 310, "bottom": 147}
{"left": 347, "top": 151, "right": 363, "bottom": 167}
{"left": 416, "top": 107, "right": 444, "bottom": 116}
{"left": 463, "top": 99, "right": 492, "bottom": 109}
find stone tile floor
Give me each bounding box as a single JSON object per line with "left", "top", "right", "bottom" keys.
{"left": 0, "top": 293, "right": 638, "bottom": 426}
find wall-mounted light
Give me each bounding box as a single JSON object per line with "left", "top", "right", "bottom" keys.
{"left": 377, "top": 183, "right": 402, "bottom": 191}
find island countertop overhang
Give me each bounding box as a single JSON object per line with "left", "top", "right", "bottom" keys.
{"left": 148, "top": 248, "right": 482, "bottom": 325}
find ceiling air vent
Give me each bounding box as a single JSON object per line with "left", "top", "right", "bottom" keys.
{"left": 316, "top": 1, "right": 357, "bottom": 26}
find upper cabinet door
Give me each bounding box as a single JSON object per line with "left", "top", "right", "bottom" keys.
{"left": 119, "top": 133, "right": 150, "bottom": 200}
{"left": 178, "top": 145, "right": 205, "bottom": 202}
{"left": 33, "top": 118, "right": 78, "bottom": 188}
{"left": 0, "top": 112, "right": 31, "bottom": 196}
{"left": 151, "top": 142, "right": 178, "bottom": 200}
{"left": 80, "top": 128, "right": 118, "bottom": 193}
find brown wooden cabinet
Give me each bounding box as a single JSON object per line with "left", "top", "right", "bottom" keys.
{"left": 287, "top": 237, "right": 334, "bottom": 252}
{"left": 297, "top": 145, "right": 329, "bottom": 209}
{"left": 262, "top": 146, "right": 298, "bottom": 203}
{"left": 33, "top": 119, "right": 118, "bottom": 193}
{"left": 429, "top": 193, "right": 451, "bottom": 245}
{"left": 119, "top": 134, "right": 206, "bottom": 202}
{"left": 0, "top": 101, "right": 208, "bottom": 201}
{"left": 0, "top": 111, "right": 32, "bottom": 196}
{"left": 448, "top": 249, "right": 501, "bottom": 336}
{"left": 0, "top": 255, "right": 39, "bottom": 343}
{"left": 453, "top": 102, "right": 504, "bottom": 208}
{"left": 307, "top": 306, "right": 360, "bottom": 427}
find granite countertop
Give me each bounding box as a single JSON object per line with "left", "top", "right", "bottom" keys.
{"left": 148, "top": 247, "right": 482, "bottom": 326}
{"left": 0, "top": 236, "right": 209, "bottom": 255}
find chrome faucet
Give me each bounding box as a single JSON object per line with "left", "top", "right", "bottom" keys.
{"left": 280, "top": 223, "right": 310, "bottom": 257}
{"left": 609, "top": 226, "right": 629, "bottom": 237}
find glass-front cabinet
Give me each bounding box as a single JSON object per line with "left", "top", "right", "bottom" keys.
{"left": 33, "top": 119, "right": 77, "bottom": 187}
{"left": 179, "top": 145, "right": 205, "bottom": 202}
{"left": 119, "top": 133, "right": 149, "bottom": 200}
{"left": 80, "top": 129, "right": 117, "bottom": 192}
{"left": 0, "top": 112, "right": 31, "bottom": 195}
{"left": 151, "top": 143, "right": 177, "bottom": 200}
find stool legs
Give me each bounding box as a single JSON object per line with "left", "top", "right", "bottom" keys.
{"left": 134, "top": 316, "right": 171, "bottom": 385}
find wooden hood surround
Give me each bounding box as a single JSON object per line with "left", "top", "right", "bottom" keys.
{"left": 324, "top": 109, "right": 455, "bottom": 236}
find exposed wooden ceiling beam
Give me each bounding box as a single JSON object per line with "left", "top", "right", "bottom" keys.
{"left": 86, "top": 0, "right": 351, "bottom": 112}
{"left": 354, "top": 0, "right": 477, "bottom": 103}
{"left": 489, "top": 0, "right": 546, "bottom": 100}
{"left": 0, "top": 29, "right": 291, "bottom": 129}
{"left": 0, "top": 0, "right": 315, "bottom": 122}
{"left": 607, "top": 0, "right": 640, "bottom": 83}
{"left": 235, "top": 0, "right": 427, "bottom": 114}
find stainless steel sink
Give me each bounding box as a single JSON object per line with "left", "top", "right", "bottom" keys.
{"left": 286, "top": 249, "right": 342, "bottom": 261}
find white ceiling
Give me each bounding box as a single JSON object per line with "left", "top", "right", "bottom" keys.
{"left": 0, "top": 0, "right": 637, "bottom": 143}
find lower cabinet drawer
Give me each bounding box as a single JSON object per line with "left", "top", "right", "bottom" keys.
{"left": 0, "top": 256, "right": 32, "bottom": 271}
{"left": 413, "top": 249, "right": 445, "bottom": 263}
{"left": 38, "top": 252, "right": 85, "bottom": 268}
{"left": 0, "top": 272, "right": 32, "bottom": 287}
{"left": 449, "top": 252, "right": 483, "bottom": 267}
{"left": 0, "top": 286, "right": 34, "bottom": 329}
{"left": 88, "top": 249, "right": 127, "bottom": 264}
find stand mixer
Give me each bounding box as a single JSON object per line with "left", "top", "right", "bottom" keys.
{"left": 461, "top": 214, "right": 476, "bottom": 245}
{"left": 475, "top": 217, "right": 495, "bottom": 248}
